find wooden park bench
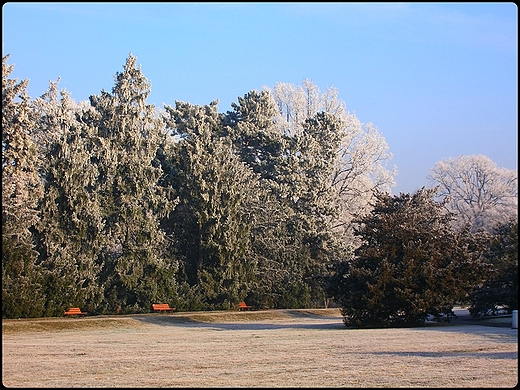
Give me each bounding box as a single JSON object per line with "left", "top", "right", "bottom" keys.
{"left": 152, "top": 303, "right": 176, "bottom": 313}
{"left": 63, "top": 307, "right": 87, "bottom": 317}
{"left": 238, "top": 301, "right": 252, "bottom": 311}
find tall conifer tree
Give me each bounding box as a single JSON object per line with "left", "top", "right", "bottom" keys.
{"left": 2, "top": 55, "right": 45, "bottom": 318}
{"left": 88, "top": 54, "right": 177, "bottom": 313}
{"left": 31, "top": 81, "right": 105, "bottom": 315}
{"left": 225, "top": 91, "right": 346, "bottom": 308}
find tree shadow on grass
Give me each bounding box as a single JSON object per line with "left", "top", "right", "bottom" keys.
{"left": 131, "top": 311, "right": 516, "bottom": 337}
{"left": 133, "top": 315, "right": 345, "bottom": 331}
{"left": 368, "top": 350, "right": 518, "bottom": 360}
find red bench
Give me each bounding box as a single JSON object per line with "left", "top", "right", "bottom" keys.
{"left": 64, "top": 307, "right": 87, "bottom": 317}
{"left": 152, "top": 303, "right": 176, "bottom": 313}
{"left": 238, "top": 301, "right": 252, "bottom": 311}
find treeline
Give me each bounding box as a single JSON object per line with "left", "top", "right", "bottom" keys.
{"left": 3, "top": 54, "right": 517, "bottom": 325}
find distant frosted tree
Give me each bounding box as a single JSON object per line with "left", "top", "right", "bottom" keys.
{"left": 2, "top": 55, "right": 45, "bottom": 318}
{"left": 428, "top": 154, "right": 518, "bottom": 233}
{"left": 270, "top": 79, "right": 396, "bottom": 246}
{"left": 271, "top": 79, "right": 346, "bottom": 132}
{"left": 88, "top": 54, "right": 178, "bottom": 313}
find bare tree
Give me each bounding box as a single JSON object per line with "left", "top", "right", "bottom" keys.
{"left": 428, "top": 154, "right": 518, "bottom": 233}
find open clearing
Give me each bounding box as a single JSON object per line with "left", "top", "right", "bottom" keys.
{"left": 2, "top": 308, "right": 517, "bottom": 387}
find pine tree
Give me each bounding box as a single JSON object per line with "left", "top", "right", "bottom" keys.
{"left": 276, "top": 112, "right": 346, "bottom": 307}
{"left": 225, "top": 90, "right": 286, "bottom": 180}
{"left": 225, "top": 90, "right": 346, "bottom": 308}
{"left": 223, "top": 91, "right": 294, "bottom": 307}
{"left": 163, "top": 100, "right": 259, "bottom": 310}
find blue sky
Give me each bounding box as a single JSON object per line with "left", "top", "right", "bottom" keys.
{"left": 2, "top": 2, "right": 517, "bottom": 194}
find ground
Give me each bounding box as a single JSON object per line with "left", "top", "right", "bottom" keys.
{"left": 2, "top": 308, "right": 517, "bottom": 387}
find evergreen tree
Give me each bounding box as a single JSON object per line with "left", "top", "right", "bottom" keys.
{"left": 88, "top": 54, "right": 177, "bottom": 313}
{"left": 278, "top": 112, "right": 346, "bottom": 307}
{"left": 162, "top": 100, "right": 258, "bottom": 310}
{"left": 225, "top": 90, "right": 347, "bottom": 308}
{"left": 223, "top": 91, "right": 297, "bottom": 308}
{"left": 329, "top": 188, "right": 485, "bottom": 328}
{"left": 2, "top": 55, "right": 45, "bottom": 318}
{"left": 224, "top": 90, "right": 286, "bottom": 180}
{"left": 468, "top": 219, "right": 518, "bottom": 316}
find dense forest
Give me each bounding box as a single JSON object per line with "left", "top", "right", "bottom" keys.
{"left": 3, "top": 54, "right": 517, "bottom": 326}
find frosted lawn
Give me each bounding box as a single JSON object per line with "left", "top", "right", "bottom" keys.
{"left": 2, "top": 309, "right": 517, "bottom": 387}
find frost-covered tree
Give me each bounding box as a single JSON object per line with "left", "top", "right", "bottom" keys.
{"left": 162, "top": 100, "right": 259, "bottom": 310}
{"left": 30, "top": 80, "right": 105, "bottom": 315}
{"left": 428, "top": 154, "right": 518, "bottom": 233}
{"left": 270, "top": 79, "right": 396, "bottom": 246}
{"left": 271, "top": 79, "right": 347, "bottom": 132}
{"left": 2, "top": 55, "right": 45, "bottom": 318}
{"left": 281, "top": 111, "right": 348, "bottom": 307}
{"left": 2, "top": 55, "right": 42, "bottom": 243}
{"left": 88, "top": 54, "right": 178, "bottom": 313}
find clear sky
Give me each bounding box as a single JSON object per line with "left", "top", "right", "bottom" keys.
{"left": 2, "top": 2, "right": 517, "bottom": 194}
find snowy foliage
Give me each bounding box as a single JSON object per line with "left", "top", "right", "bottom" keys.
{"left": 2, "top": 55, "right": 46, "bottom": 317}
{"left": 428, "top": 154, "right": 518, "bottom": 233}
{"left": 2, "top": 55, "right": 43, "bottom": 245}
{"left": 3, "top": 54, "right": 513, "bottom": 319}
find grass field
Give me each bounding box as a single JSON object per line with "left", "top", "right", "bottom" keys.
{"left": 2, "top": 308, "right": 518, "bottom": 387}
